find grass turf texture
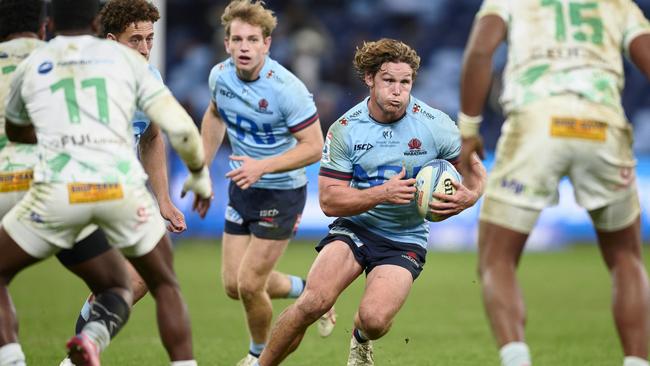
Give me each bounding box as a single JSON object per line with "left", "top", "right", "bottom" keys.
{"left": 10, "top": 240, "right": 649, "bottom": 365}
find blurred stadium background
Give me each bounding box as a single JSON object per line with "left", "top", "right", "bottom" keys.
{"left": 153, "top": 0, "right": 650, "bottom": 249}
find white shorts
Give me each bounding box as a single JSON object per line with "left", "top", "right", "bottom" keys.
{"left": 2, "top": 182, "right": 166, "bottom": 258}
{"left": 481, "top": 95, "right": 640, "bottom": 232}
{"left": 0, "top": 169, "right": 33, "bottom": 218}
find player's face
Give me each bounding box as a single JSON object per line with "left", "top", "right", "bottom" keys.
{"left": 109, "top": 21, "right": 154, "bottom": 60}
{"left": 225, "top": 19, "right": 271, "bottom": 80}
{"left": 366, "top": 62, "right": 413, "bottom": 121}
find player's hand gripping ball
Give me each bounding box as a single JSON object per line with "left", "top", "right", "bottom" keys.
{"left": 414, "top": 159, "right": 462, "bottom": 222}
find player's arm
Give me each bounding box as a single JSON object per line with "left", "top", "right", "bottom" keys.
{"left": 144, "top": 94, "right": 212, "bottom": 217}
{"left": 139, "top": 123, "right": 186, "bottom": 232}
{"left": 5, "top": 120, "right": 36, "bottom": 144}
{"left": 319, "top": 168, "right": 416, "bottom": 217}
{"left": 227, "top": 120, "right": 323, "bottom": 189}
{"left": 5, "top": 62, "right": 36, "bottom": 144}
{"left": 430, "top": 155, "right": 487, "bottom": 218}
{"left": 629, "top": 34, "right": 650, "bottom": 79}
{"left": 201, "top": 100, "right": 227, "bottom": 166}
{"left": 458, "top": 14, "right": 507, "bottom": 171}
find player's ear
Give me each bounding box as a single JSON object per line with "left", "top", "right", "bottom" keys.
{"left": 364, "top": 72, "right": 374, "bottom": 88}
{"left": 224, "top": 37, "right": 231, "bottom": 54}
{"left": 264, "top": 36, "right": 272, "bottom": 54}
{"left": 106, "top": 33, "right": 117, "bottom": 41}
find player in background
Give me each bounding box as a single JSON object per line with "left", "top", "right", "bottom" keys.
{"left": 60, "top": 0, "right": 188, "bottom": 352}
{"left": 1, "top": 0, "right": 212, "bottom": 364}
{"left": 200, "top": 1, "right": 333, "bottom": 364}
{"left": 256, "top": 38, "right": 487, "bottom": 366}
{"left": 459, "top": 1, "right": 650, "bottom": 365}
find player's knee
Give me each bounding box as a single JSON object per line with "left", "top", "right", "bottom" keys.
{"left": 357, "top": 310, "right": 391, "bottom": 339}
{"left": 237, "top": 278, "right": 265, "bottom": 301}
{"left": 224, "top": 283, "right": 240, "bottom": 300}
{"left": 295, "top": 290, "right": 333, "bottom": 322}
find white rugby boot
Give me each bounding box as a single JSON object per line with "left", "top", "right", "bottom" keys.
{"left": 317, "top": 306, "right": 337, "bottom": 337}
{"left": 347, "top": 336, "right": 374, "bottom": 366}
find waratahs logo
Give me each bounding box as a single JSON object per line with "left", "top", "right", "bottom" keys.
{"left": 38, "top": 61, "right": 53, "bottom": 74}
{"left": 257, "top": 98, "right": 272, "bottom": 114}
{"left": 404, "top": 137, "right": 427, "bottom": 156}
{"left": 408, "top": 138, "right": 422, "bottom": 150}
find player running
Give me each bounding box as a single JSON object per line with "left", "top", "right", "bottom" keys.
{"left": 256, "top": 38, "right": 486, "bottom": 366}
{"left": 200, "top": 1, "right": 334, "bottom": 364}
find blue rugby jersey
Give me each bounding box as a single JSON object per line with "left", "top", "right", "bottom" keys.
{"left": 319, "top": 96, "right": 461, "bottom": 249}
{"left": 209, "top": 56, "right": 318, "bottom": 189}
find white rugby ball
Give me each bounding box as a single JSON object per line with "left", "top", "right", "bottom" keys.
{"left": 414, "top": 159, "right": 462, "bottom": 222}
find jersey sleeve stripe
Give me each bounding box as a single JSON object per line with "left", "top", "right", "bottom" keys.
{"left": 289, "top": 113, "right": 319, "bottom": 133}
{"left": 319, "top": 167, "right": 353, "bottom": 181}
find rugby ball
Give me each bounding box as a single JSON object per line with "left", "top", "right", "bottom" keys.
{"left": 414, "top": 159, "right": 462, "bottom": 222}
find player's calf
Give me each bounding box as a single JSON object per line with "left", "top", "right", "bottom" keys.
{"left": 77, "top": 291, "right": 130, "bottom": 352}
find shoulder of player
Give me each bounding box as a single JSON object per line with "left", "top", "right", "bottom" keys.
{"left": 332, "top": 101, "right": 366, "bottom": 131}
{"left": 407, "top": 97, "right": 455, "bottom": 128}
{"left": 209, "top": 58, "right": 235, "bottom": 79}
{"left": 262, "top": 57, "right": 306, "bottom": 89}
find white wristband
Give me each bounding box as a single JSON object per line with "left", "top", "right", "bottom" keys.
{"left": 457, "top": 112, "right": 483, "bottom": 138}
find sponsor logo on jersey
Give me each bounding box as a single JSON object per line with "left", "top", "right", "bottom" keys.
{"left": 0, "top": 52, "right": 8, "bottom": 59}
{"left": 338, "top": 117, "right": 348, "bottom": 126}
{"left": 219, "top": 88, "right": 236, "bottom": 99}
{"left": 404, "top": 138, "right": 427, "bottom": 156}
{"left": 411, "top": 103, "right": 435, "bottom": 120}
{"left": 382, "top": 128, "right": 393, "bottom": 140}
{"left": 353, "top": 143, "right": 374, "bottom": 151}
{"left": 38, "top": 61, "right": 53, "bottom": 74}
{"left": 266, "top": 70, "right": 274, "bottom": 78}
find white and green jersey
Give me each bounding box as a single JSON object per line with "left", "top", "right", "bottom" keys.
{"left": 0, "top": 38, "right": 45, "bottom": 173}
{"left": 479, "top": 0, "right": 650, "bottom": 121}
{"left": 5, "top": 35, "right": 170, "bottom": 185}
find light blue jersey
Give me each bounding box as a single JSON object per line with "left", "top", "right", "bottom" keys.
{"left": 209, "top": 56, "right": 319, "bottom": 190}
{"left": 132, "top": 64, "right": 163, "bottom": 146}
{"left": 319, "top": 97, "right": 461, "bottom": 248}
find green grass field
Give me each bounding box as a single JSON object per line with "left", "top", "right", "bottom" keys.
{"left": 9, "top": 240, "right": 650, "bottom": 366}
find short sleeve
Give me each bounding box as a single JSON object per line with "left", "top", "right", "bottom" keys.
{"left": 278, "top": 77, "right": 319, "bottom": 134}
{"left": 5, "top": 60, "right": 31, "bottom": 126}
{"left": 319, "top": 123, "right": 353, "bottom": 181}
{"left": 477, "top": 0, "right": 510, "bottom": 24}
{"left": 621, "top": 0, "right": 650, "bottom": 53}
{"left": 436, "top": 113, "right": 462, "bottom": 161}
{"left": 208, "top": 64, "right": 220, "bottom": 104}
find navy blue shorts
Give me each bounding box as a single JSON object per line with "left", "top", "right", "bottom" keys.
{"left": 316, "top": 218, "right": 427, "bottom": 280}
{"left": 224, "top": 182, "right": 307, "bottom": 240}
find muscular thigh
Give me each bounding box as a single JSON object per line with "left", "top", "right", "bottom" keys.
{"left": 221, "top": 232, "right": 251, "bottom": 284}
{"left": 359, "top": 265, "right": 413, "bottom": 321}
{"left": 238, "top": 236, "right": 290, "bottom": 282}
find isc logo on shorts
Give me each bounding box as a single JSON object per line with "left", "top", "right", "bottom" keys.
{"left": 260, "top": 208, "right": 279, "bottom": 217}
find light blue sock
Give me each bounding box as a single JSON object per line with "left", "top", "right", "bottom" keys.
{"left": 287, "top": 275, "right": 304, "bottom": 298}
{"left": 249, "top": 340, "right": 265, "bottom": 357}
{"left": 80, "top": 298, "right": 92, "bottom": 321}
